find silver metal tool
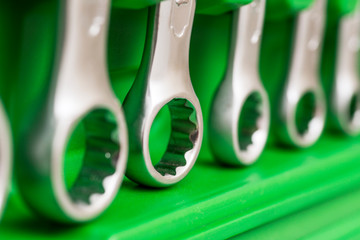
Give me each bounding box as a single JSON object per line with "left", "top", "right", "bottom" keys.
{"left": 209, "top": 0, "right": 270, "bottom": 166}
{"left": 0, "top": 102, "right": 11, "bottom": 219}
{"left": 123, "top": 0, "right": 203, "bottom": 187}
{"left": 332, "top": 6, "right": 360, "bottom": 135}
{"left": 17, "top": 0, "right": 128, "bottom": 222}
{"left": 279, "top": 0, "right": 326, "bottom": 147}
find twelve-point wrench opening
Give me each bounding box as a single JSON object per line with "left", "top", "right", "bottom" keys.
{"left": 237, "top": 91, "right": 269, "bottom": 163}
{"left": 64, "top": 109, "right": 122, "bottom": 205}
{"left": 149, "top": 99, "right": 199, "bottom": 176}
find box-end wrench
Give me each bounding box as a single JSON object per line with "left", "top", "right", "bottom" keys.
{"left": 16, "top": 0, "right": 128, "bottom": 222}
{"left": 123, "top": 0, "right": 203, "bottom": 187}
{"left": 209, "top": 0, "right": 270, "bottom": 166}
{"left": 333, "top": 5, "right": 360, "bottom": 135}
{"left": 279, "top": 0, "right": 327, "bottom": 147}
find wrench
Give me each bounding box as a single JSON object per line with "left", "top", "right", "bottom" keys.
{"left": 209, "top": 0, "right": 270, "bottom": 166}
{"left": 16, "top": 0, "right": 128, "bottom": 222}
{"left": 123, "top": 0, "right": 203, "bottom": 187}
{"left": 333, "top": 4, "right": 360, "bottom": 135}
{"left": 280, "top": 0, "right": 327, "bottom": 147}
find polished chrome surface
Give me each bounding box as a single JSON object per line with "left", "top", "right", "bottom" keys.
{"left": 16, "top": 0, "right": 128, "bottom": 222}
{"left": 0, "top": 102, "right": 11, "bottom": 219}
{"left": 123, "top": 0, "right": 203, "bottom": 187}
{"left": 333, "top": 6, "right": 360, "bottom": 135}
{"left": 209, "top": 0, "right": 270, "bottom": 166}
{"left": 280, "top": 0, "right": 326, "bottom": 147}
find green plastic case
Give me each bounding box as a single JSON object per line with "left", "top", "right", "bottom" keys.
{"left": 0, "top": 0, "right": 359, "bottom": 238}
{"left": 2, "top": 135, "right": 360, "bottom": 239}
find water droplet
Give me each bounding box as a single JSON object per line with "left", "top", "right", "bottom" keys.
{"left": 308, "top": 38, "right": 320, "bottom": 51}
{"left": 89, "top": 16, "right": 104, "bottom": 37}
{"left": 348, "top": 36, "right": 360, "bottom": 52}
{"left": 251, "top": 30, "right": 261, "bottom": 44}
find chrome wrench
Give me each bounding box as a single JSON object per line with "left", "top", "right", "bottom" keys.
{"left": 123, "top": 0, "right": 203, "bottom": 187}
{"left": 209, "top": 0, "right": 270, "bottom": 166}
{"left": 17, "top": 0, "right": 128, "bottom": 222}
{"left": 333, "top": 5, "right": 360, "bottom": 135}
{"left": 280, "top": 0, "right": 327, "bottom": 147}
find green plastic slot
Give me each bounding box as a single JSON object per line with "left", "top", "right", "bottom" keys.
{"left": 266, "top": 0, "right": 314, "bottom": 19}
{"left": 327, "top": 0, "right": 358, "bottom": 18}
{"left": 112, "top": 0, "right": 162, "bottom": 9}
{"left": 190, "top": 13, "right": 233, "bottom": 159}
{"left": 196, "top": 0, "right": 252, "bottom": 15}
{"left": 2, "top": 135, "right": 360, "bottom": 238}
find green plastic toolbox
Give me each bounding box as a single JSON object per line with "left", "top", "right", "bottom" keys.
{"left": 1, "top": 0, "right": 360, "bottom": 239}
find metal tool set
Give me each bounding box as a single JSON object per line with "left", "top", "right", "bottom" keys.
{"left": 0, "top": 0, "right": 360, "bottom": 237}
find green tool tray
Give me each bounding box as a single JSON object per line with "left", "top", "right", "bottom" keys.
{"left": 1, "top": 134, "right": 360, "bottom": 239}
{"left": 1, "top": 0, "right": 360, "bottom": 238}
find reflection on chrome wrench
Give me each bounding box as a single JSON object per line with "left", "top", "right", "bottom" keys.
{"left": 209, "top": 0, "right": 270, "bottom": 166}
{"left": 0, "top": 102, "right": 11, "bottom": 220}
{"left": 280, "top": 0, "right": 327, "bottom": 147}
{"left": 17, "top": 0, "right": 128, "bottom": 222}
{"left": 123, "top": 0, "right": 203, "bottom": 187}
{"left": 333, "top": 6, "right": 360, "bottom": 135}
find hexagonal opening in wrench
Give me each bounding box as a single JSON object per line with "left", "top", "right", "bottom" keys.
{"left": 295, "top": 91, "right": 316, "bottom": 136}
{"left": 238, "top": 92, "right": 263, "bottom": 151}
{"left": 149, "top": 99, "right": 198, "bottom": 176}
{"left": 64, "top": 109, "right": 120, "bottom": 204}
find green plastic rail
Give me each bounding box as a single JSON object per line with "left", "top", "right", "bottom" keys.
{"left": 2, "top": 135, "right": 360, "bottom": 239}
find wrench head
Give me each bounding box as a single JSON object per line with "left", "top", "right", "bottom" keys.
{"left": 210, "top": 87, "right": 270, "bottom": 166}
{"left": 150, "top": 99, "right": 198, "bottom": 177}
{"left": 282, "top": 88, "right": 326, "bottom": 148}
{"left": 125, "top": 97, "right": 202, "bottom": 187}
{"left": 64, "top": 109, "right": 120, "bottom": 205}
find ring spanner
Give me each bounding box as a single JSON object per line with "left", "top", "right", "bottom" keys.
{"left": 280, "top": 0, "right": 326, "bottom": 147}
{"left": 123, "top": 0, "right": 203, "bottom": 187}
{"left": 209, "top": 0, "right": 270, "bottom": 166}
{"left": 17, "top": 0, "right": 128, "bottom": 222}
{"left": 332, "top": 5, "right": 360, "bottom": 135}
